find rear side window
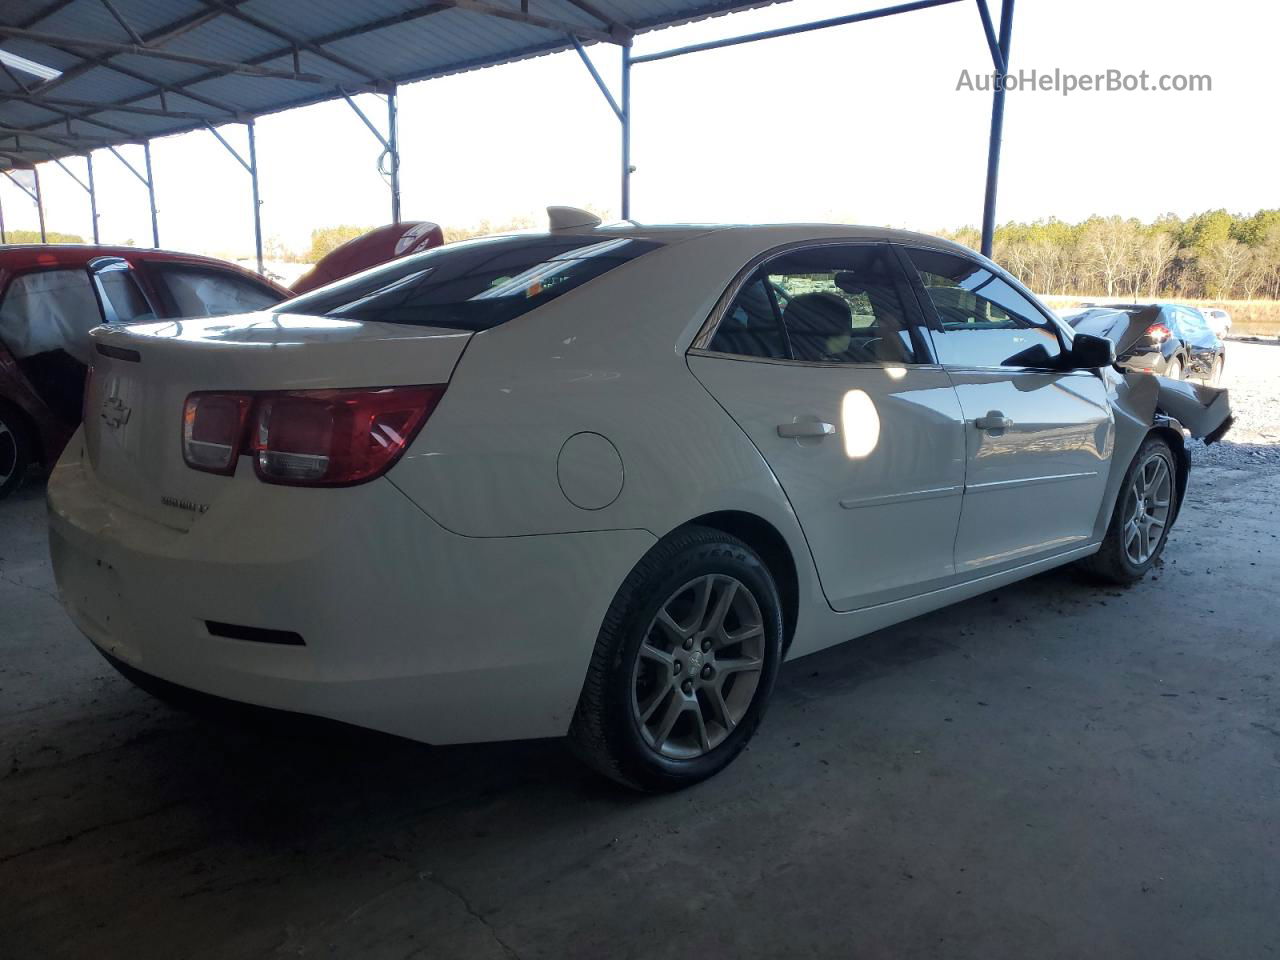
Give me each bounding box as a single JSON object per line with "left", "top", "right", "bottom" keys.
{"left": 767, "top": 245, "right": 917, "bottom": 363}
{"left": 1177, "top": 307, "right": 1210, "bottom": 334}
{"left": 92, "top": 264, "right": 157, "bottom": 323}
{"left": 152, "top": 265, "right": 282, "bottom": 318}
{"left": 280, "top": 235, "right": 661, "bottom": 331}
{"left": 708, "top": 243, "right": 920, "bottom": 364}
{"left": 709, "top": 275, "right": 789, "bottom": 359}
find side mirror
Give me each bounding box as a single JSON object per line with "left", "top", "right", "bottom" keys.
{"left": 1066, "top": 332, "right": 1115, "bottom": 370}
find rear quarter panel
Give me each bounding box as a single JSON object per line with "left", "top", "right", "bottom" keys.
{"left": 388, "top": 235, "right": 807, "bottom": 542}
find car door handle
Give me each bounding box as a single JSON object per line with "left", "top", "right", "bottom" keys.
{"left": 777, "top": 420, "right": 836, "bottom": 439}
{"left": 973, "top": 411, "right": 1014, "bottom": 431}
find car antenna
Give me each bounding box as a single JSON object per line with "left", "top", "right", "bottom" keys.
{"left": 547, "top": 206, "right": 602, "bottom": 231}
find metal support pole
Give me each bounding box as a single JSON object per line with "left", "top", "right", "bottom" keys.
{"left": 143, "top": 140, "right": 159, "bottom": 247}
{"left": 54, "top": 154, "right": 101, "bottom": 243}
{"left": 87, "top": 153, "right": 99, "bottom": 243}
{"left": 387, "top": 85, "right": 401, "bottom": 224}
{"left": 341, "top": 90, "right": 399, "bottom": 223}
{"left": 0, "top": 192, "right": 6, "bottom": 244}
{"left": 247, "top": 119, "right": 264, "bottom": 273}
{"left": 34, "top": 165, "right": 46, "bottom": 242}
{"left": 980, "top": 0, "right": 1014, "bottom": 258}
{"left": 621, "top": 43, "right": 632, "bottom": 220}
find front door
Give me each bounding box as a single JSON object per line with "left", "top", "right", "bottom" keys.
{"left": 901, "top": 246, "right": 1114, "bottom": 576}
{"left": 689, "top": 242, "right": 967, "bottom": 611}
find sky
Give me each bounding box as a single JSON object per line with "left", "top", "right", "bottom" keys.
{"left": 1, "top": 0, "right": 1277, "bottom": 260}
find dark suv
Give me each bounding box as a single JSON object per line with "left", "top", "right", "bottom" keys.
{"left": 1063, "top": 302, "right": 1225, "bottom": 383}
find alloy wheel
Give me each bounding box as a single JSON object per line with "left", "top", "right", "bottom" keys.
{"left": 1123, "top": 453, "right": 1172, "bottom": 565}
{"left": 631, "top": 574, "right": 765, "bottom": 759}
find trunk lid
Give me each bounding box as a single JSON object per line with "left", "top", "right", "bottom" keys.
{"left": 83, "top": 312, "right": 470, "bottom": 530}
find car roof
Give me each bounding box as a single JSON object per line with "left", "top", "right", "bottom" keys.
{"left": 0, "top": 244, "right": 288, "bottom": 292}
{"left": 521, "top": 221, "right": 989, "bottom": 266}
{"left": 594, "top": 220, "right": 972, "bottom": 246}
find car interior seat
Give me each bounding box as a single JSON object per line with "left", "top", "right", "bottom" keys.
{"left": 783, "top": 292, "right": 858, "bottom": 362}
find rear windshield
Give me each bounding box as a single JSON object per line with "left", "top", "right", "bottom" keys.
{"left": 278, "top": 234, "right": 661, "bottom": 331}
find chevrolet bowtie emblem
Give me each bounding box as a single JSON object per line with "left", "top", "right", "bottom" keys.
{"left": 101, "top": 395, "right": 131, "bottom": 429}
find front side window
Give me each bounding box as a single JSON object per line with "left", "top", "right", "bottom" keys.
{"left": 281, "top": 235, "right": 661, "bottom": 331}
{"left": 708, "top": 243, "right": 918, "bottom": 364}
{"left": 0, "top": 268, "right": 104, "bottom": 364}
{"left": 153, "top": 265, "right": 283, "bottom": 318}
{"left": 906, "top": 248, "right": 1063, "bottom": 368}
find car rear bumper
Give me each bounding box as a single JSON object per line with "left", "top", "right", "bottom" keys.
{"left": 1117, "top": 347, "right": 1167, "bottom": 375}
{"left": 47, "top": 435, "right": 654, "bottom": 744}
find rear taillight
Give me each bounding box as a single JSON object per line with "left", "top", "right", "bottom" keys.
{"left": 183, "top": 393, "right": 252, "bottom": 475}
{"left": 180, "top": 386, "right": 444, "bottom": 486}
{"left": 1146, "top": 323, "right": 1171, "bottom": 343}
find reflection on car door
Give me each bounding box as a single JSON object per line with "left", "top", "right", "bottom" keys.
{"left": 689, "top": 242, "right": 967, "bottom": 611}
{"left": 901, "top": 246, "right": 1113, "bottom": 576}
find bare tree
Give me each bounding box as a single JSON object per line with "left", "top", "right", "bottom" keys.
{"left": 1198, "top": 239, "right": 1253, "bottom": 298}
{"left": 1079, "top": 217, "right": 1139, "bottom": 298}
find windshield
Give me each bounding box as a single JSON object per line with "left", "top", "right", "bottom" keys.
{"left": 278, "top": 234, "right": 661, "bottom": 331}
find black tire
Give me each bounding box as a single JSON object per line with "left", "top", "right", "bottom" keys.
{"left": 569, "top": 525, "right": 784, "bottom": 791}
{"left": 1209, "top": 356, "right": 1224, "bottom": 386}
{"left": 1165, "top": 357, "right": 1183, "bottom": 381}
{"left": 0, "top": 401, "right": 33, "bottom": 501}
{"left": 1079, "top": 435, "right": 1177, "bottom": 585}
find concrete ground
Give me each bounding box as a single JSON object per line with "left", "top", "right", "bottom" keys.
{"left": 3, "top": 347, "right": 1278, "bottom": 959}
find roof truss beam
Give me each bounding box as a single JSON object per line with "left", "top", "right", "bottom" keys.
{"left": 0, "top": 25, "right": 340, "bottom": 83}
{"left": 442, "top": 0, "right": 626, "bottom": 43}
{"left": 1, "top": 90, "right": 212, "bottom": 122}
{"left": 19, "top": 3, "right": 246, "bottom": 97}
{"left": 98, "top": 0, "right": 144, "bottom": 45}
{"left": 197, "top": 0, "right": 387, "bottom": 86}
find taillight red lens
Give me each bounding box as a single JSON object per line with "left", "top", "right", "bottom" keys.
{"left": 1146, "top": 323, "right": 1171, "bottom": 343}
{"left": 183, "top": 393, "right": 253, "bottom": 474}
{"left": 251, "top": 386, "right": 444, "bottom": 486}
{"left": 182, "top": 386, "right": 443, "bottom": 484}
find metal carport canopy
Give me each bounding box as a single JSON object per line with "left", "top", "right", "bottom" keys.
{"left": 0, "top": 0, "right": 1015, "bottom": 264}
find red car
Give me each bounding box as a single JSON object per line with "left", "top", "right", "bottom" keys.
{"left": 0, "top": 245, "right": 289, "bottom": 498}
{"left": 290, "top": 221, "right": 443, "bottom": 294}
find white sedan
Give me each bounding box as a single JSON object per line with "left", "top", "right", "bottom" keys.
{"left": 48, "top": 212, "right": 1231, "bottom": 790}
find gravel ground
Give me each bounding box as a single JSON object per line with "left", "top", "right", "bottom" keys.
{"left": 1185, "top": 339, "right": 1280, "bottom": 470}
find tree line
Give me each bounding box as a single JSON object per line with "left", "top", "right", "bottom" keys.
{"left": 943, "top": 209, "right": 1280, "bottom": 300}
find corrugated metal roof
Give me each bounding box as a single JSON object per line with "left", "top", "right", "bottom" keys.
{"left": 0, "top": 0, "right": 788, "bottom": 168}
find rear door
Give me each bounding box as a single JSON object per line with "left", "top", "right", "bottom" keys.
{"left": 688, "top": 242, "right": 966, "bottom": 611}
{"left": 901, "top": 246, "right": 1113, "bottom": 576}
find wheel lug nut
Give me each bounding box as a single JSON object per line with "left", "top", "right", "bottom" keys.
{"left": 701, "top": 639, "right": 712, "bottom": 652}
{"left": 682, "top": 680, "right": 693, "bottom": 695}
{"left": 683, "top": 638, "right": 693, "bottom": 650}
{"left": 701, "top": 665, "right": 712, "bottom": 679}
{"left": 673, "top": 660, "right": 682, "bottom": 675}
